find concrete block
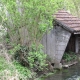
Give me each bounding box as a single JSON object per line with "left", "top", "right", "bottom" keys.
{"left": 54, "top": 63, "right": 62, "bottom": 69}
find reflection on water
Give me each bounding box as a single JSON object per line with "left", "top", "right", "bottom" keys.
{"left": 46, "top": 62, "right": 80, "bottom": 80}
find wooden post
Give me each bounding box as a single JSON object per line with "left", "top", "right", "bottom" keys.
{"left": 75, "top": 35, "right": 79, "bottom": 53}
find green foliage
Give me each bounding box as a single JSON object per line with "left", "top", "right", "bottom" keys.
{"left": 28, "top": 45, "right": 48, "bottom": 71}
{"left": 63, "top": 53, "right": 72, "bottom": 62}
{"left": 13, "top": 61, "right": 36, "bottom": 79}
{"left": 0, "top": 0, "right": 65, "bottom": 46}
{"left": 0, "top": 0, "right": 66, "bottom": 72}
{"left": 63, "top": 51, "right": 77, "bottom": 62}
{"left": 9, "top": 44, "right": 21, "bottom": 54}
{"left": 63, "top": 0, "right": 80, "bottom": 17}
{"left": 1, "top": 0, "right": 77, "bottom": 79}
{"left": 12, "top": 44, "right": 47, "bottom": 71}
{"left": 13, "top": 61, "right": 31, "bottom": 77}
{"left": 0, "top": 57, "right": 8, "bottom": 72}
{"left": 0, "top": 56, "right": 37, "bottom": 80}
{"left": 28, "top": 51, "right": 47, "bottom": 71}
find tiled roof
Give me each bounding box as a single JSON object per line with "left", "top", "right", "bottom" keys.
{"left": 54, "top": 10, "right": 80, "bottom": 32}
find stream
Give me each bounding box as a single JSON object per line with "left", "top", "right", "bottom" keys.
{"left": 46, "top": 62, "right": 80, "bottom": 80}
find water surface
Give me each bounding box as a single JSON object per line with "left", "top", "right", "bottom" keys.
{"left": 46, "top": 63, "right": 80, "bottom": 80}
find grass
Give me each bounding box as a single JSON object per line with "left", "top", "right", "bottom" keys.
{"left": 0, "top": 57, "right": 9, "bottom": 72}
{"left": 0, "top": 56, "right": 38, "bottom": 80}
{"left": 0, "top": 55, "right": 58, "bottom": 80}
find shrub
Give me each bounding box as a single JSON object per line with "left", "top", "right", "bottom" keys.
{"left": 13, "top": 61, "right": 36, "bottom": 80}
{"left": 28, "top": 50, "right": 47, "bottom": 71}
{"left": 62, "top": 51, "right": 77, "bottom": 62}
{"left": 0, "top": 57, "right": 37, "bottom": 80}
{"left": 10, "top": 44, "right": 48, "bottom": 72}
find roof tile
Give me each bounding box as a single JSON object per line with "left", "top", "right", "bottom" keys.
{"left": 54, "top": 10, "right": 80, "bottom": 32}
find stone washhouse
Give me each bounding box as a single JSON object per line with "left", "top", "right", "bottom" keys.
{"left": 42, "top": 10, "right": 80, "bottom": 68}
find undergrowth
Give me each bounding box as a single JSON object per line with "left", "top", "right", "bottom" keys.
{"left": 62, "top": 51, "right": 77, "bottom": 62}
{"left": 0, "top": 56, "right": 42, "bottom": 80}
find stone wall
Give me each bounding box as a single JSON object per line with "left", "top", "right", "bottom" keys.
{"left": 42, "top": 25, "right": 71, "bottom": 64}
{"left": 42, "top": 29, "right": 56, "bottom": 63}
{"left": 54, "top": 25, "right": 71, "bottom": 63}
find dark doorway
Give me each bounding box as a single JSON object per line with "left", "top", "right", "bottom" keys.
{"left": 65, "top": 34, "right": 75, "bottom": 53}
{"left": 77, "top": 35, "right": 80, "bottom": 53}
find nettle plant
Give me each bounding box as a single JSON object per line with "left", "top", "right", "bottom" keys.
{"left": 0, "top": 0, "right": 64, "bottom": 71}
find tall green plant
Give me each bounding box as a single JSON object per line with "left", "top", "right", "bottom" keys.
{"left": 0, "top": 0, "right": 64, "bottom": 47}
{"left": 0, "top": 0, "right": 66, "bottom": 73}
